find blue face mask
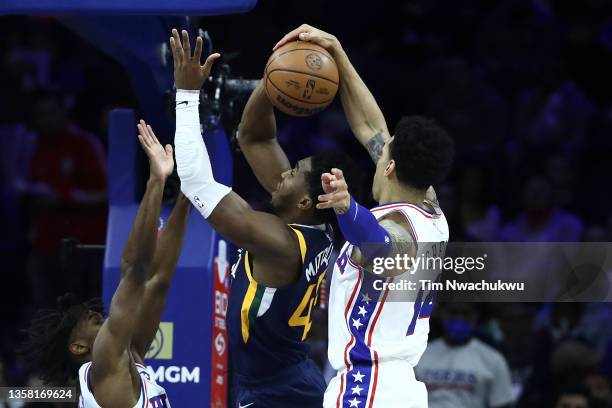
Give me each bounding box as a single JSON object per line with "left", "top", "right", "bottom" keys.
{"left": 444, "top": 318, "right": 475, "bottom": 344}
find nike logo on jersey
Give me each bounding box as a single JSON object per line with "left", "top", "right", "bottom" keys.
{"left": 176, "top": 101, "right": 188, "bottom": 107}
{"left": 238, "top": 403, "right": 254, "bottom": 408}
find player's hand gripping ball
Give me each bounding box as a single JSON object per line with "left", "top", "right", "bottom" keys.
{"left": 264, "top": 41, "right": 339, "bottom": 117}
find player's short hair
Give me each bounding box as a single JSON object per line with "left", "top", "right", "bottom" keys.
{"left": 306, "top": 150, "right": 365, "bottom": 225}
{"left": 20, "top": 293, "right": 104, "bottom": 385}
{"left": 390, "top": 116, "right": 454, "bottom": 189}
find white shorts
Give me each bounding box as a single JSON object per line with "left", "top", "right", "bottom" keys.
{"left": 324, "top": 360, "right": 427, "bottom": 408}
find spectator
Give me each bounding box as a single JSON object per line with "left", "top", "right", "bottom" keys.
{"left": 484, "top": 303, "right": 539, "bottom": 403}
{"left": 500, "top": 175, "right": 583, "bottom": 242}
{"left": 23, "top": 92, "right": 107, "bottom": 307}
{"left": 554, "top": 385, "right": 592, "bottom": 408}
{"left": 457, "top": 165, "right": 502, "bottom": 242}
{"left": 416, "top": 303, "right": 514, "bottom": 408}
{"left": 584, "top": 374, "right": 612, "bottom": 408}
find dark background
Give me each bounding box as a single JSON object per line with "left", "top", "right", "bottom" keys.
{"left": 1, "top": 0, "right": 612, "bottom": 406}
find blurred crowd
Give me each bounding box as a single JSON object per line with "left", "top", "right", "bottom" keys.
{"left": 1, "top": 0, "right": 612, "bottom": 406}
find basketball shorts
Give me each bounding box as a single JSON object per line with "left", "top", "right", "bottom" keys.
{"left": 235, "top": 358, "right": 326, "bottom": 408}
{"left": 323, "top": 360, "right": 427, "bottom": 408}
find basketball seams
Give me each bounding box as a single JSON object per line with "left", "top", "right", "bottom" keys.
{"left": 264, "top": 45, "right": 337, "bottom": 74}
{"left": 267, "top": 68, "right": 339, "bottom": 86}
{"left": 264, "top": 42, "right": 339, "bottom": 116}
{"left": 266, "top": 74, "right": 332, "bottom": 105}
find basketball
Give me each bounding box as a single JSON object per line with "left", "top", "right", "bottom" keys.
{"left": 264, "top": 41, "right": 339, "bottom": 117}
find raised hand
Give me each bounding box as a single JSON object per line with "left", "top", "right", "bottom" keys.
{"left": 316, "top": 168, "right": 351, "bottom": 214}
{"left": 137, "top": 119, "right": 174, "bottom": 180}
{"left": 273, "top": 24, "right": 341, "bottom": 54}
{"left": 169, "top": 28, "right": 220, "bottom": 90}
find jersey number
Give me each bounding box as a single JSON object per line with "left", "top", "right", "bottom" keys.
{"left": 406, "top": 275, "right": 438, "bottom": 335}
{"left": 289, "top": 273, "right": 325, "bottom": 341}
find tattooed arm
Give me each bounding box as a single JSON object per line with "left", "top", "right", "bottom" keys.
{"left": 333, "top": 49, "right": 390, "bottom": 164}
{"left": 352, "top": 214, "right": 418, "bottom": 277}
{"left": 273, "top": 24, "right": 390, "bottom": 164}
{"left": 317, "top": 168, "right": 417, "bottom": 277}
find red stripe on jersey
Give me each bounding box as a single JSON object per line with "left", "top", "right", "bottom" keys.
{"left": 367, "top": 277, "right": 392, "bottom": 346}
{"left": 371, "top": 203, "right": 433, "bottom": 219}
{"left": 347, "top": 255, "right": 362, "bottom": 271}
{"left": 368, "top": 350, "right": 380, "bottom": 408}
{"left": 141, "top": 374, "right": 149, "bottom": 408}
{"left": 336, "top": 372, "right": 346, "bottom": 408}
{"left": 343, "top": 336, "right": 356, "bottom": 372}
{"left": 344, "top": 271, "right": 363, "bottom": 321}
{"left": 363, "top": 279, "right": 391, "bottom": 407}
{"left": 337, "top": 270, "right": 363, "bottom": 407}
{"left": 403, "top": 203, "right": 434, "bottom": 218}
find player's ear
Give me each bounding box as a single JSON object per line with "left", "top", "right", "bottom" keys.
{"left": 69, "top": 340, "right": 90, "bottom": 356}
{"left": 297, "top": 195, "right": 313, "bottom": 211}
{"left": 384, "top": 159, "right": 395, "bottom": 177}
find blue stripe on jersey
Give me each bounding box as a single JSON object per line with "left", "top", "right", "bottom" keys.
{"left": 342, "top": 271, "right": 384, "bottom": 406}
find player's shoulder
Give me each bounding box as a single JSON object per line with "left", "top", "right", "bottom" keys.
{"left": 289, "top": 223, "right": 333, "bottom": 244}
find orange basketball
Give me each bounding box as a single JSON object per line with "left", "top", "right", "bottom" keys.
{"left": 264, "top": 41, "right": 339, "bottom": 117}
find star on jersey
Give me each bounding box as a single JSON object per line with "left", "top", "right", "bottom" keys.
{"left": 361, "top": 293, "right": 371, "bottom": 303}
{"left": 357, "top": 306, "right": 367, "bottom": 316}
{"left": 351, "top": 385, "right": 364, "bottom": 395}
{"left": 349, "top": 397, "right": 362, "bottom": 407}
{"left": 352, "top": 318, "right": 363, "bottom": 330}
{"left": 352, "top": 371, "right": 365, "bottom": 383}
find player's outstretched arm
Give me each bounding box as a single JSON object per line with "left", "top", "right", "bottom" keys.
{"left": 275, "top": 24, "right": 390, "bottom": 164}
{"left": 130, "top": 193, "right": 190, "bottom": 360}
{"left": 130, "top": 126, "right": 191, "bottom": 360}
{"left": 238, "top": 82, "right": 291, "bottom": 193}
{"left": 171, "top": 29, "right": 301, "bottom": 286}
{"left": 318, "top": 168, "right": 416, "bottom": 277}
{"left": 90, "top": 120, "right": 170, "bottom": 403}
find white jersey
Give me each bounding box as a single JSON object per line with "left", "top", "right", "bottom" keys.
{"left": 325, "top": 202, "right": 449, "bottom": 408}
{"left": 78, "top": 361, "right": 170, "bottom": 408}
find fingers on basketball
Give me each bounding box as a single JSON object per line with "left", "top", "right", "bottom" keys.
{"left": 264, "top": 41, "right": 339, "bottom": 117}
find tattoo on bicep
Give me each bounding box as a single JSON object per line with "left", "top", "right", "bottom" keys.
{"left": 366, "top": 132, "right": 387, "bottom": 164}
{"left": 379, "top": 219, "right": 417, "bottom": 257}
{"left": 363, "top": 219, "right": 416, "bottom": 275}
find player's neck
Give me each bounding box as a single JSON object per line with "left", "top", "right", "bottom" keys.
{"left": 377, "top": 182, "right": 426, "bottom": 207}
{"left": 277, "top": 207, "right": 317, "bottom": 226}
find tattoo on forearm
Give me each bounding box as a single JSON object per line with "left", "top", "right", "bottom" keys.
{"left": 366, "top": 132, "right": 387, "bottom": 164}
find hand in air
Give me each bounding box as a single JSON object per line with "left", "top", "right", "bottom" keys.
{"left": 317, "top": 168, "right": 351, "bottom": 214}
{"left": 274, "top": 23, "right": 340, "bottom": 54}
{"left": 137, "top": 120, "right": 174, "bottom": 180}
{"left": 169, "top": 28, "right": 221, "bottom": 90}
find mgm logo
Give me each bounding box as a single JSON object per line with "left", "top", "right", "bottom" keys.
{"left": 145, "top": 322, "right": 174, "bottom": 360}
